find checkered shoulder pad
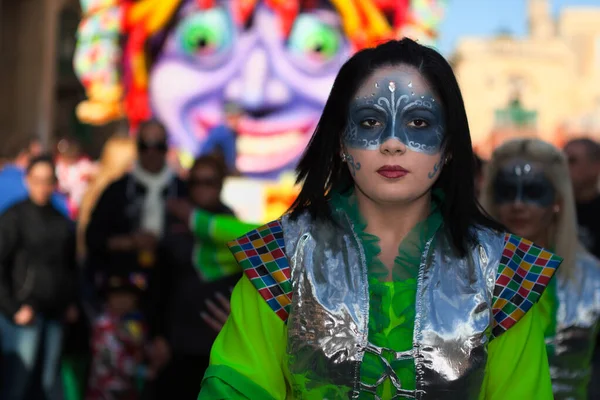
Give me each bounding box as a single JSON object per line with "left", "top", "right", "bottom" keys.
{"left": 492, "top": 233, "right": 562, "bottom": 338}
{"left": 227, "top": 220, "right": 293, "bottom": 322}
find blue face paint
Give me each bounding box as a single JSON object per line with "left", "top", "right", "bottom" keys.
{"left": 346, "top": 154, "right": 361, "bottom": 176}
{"left": 493, "top": 161, "right": 556, "bottom": 207}
{"left": 343, "top": 75, "right": 445, "bottom": 155}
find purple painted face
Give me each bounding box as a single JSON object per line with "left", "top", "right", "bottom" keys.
{"left": 149, "top": 1, "right": 352, "bottom": 178}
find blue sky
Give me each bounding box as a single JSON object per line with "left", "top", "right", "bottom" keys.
{"left": 437, "top": 0, "right": 600, "bottom": 56}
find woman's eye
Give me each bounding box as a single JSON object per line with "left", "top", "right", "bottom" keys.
{"left": 407, "top": 119, "right": 429, "bottom": 128}
{"left": 523, "top": 184, "right": 545, "bottom": 199}
{"left": 360, "top": 118, "right": 381, "bottom": 128}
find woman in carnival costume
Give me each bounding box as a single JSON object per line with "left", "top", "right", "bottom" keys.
{"left": 193, "top": 38, "right": 562, "bottom": 399}
{"left": 480, "top": 138, "right": 600, "bottom": 400}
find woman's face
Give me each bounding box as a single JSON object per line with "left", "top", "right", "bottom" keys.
{"left": 343, "top": 65, "right": 445, "bottom": 205}
{"left": 188, "top": 164, "right": 223, "bottom": 210}
{"left": 493, "top": 159, "right": 558, "bottom": 243}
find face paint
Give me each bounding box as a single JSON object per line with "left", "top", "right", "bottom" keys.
{"left": 428, "top": 159, "right": 442, "bottom": 179}
{"left": 343, "top": 74, "right": 445, "bottom": 155}
{"left": 493, "top": 161, "right": 556, "bottom": 207}
{"left": 347, "top": 154, "right": 361, "bottom": 176}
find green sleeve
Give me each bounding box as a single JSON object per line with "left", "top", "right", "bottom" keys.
{"left": 190, "top": 209, "right": 260, "bottom": 244}
{"left": 198, "top": 275, "right": 288, "bottom": 400}
{"left": 536, "top": 276, "right": 558, "bottom": 341}
{"left": 481, "top": 305, "right": 553, "bottom": 400}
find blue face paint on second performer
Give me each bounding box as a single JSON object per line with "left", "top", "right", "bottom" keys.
{"left": 493, "top": 160, "right": 556, "bottom": 207}
{"left": 343, "top": 72, "right": 445, "bottom": 155}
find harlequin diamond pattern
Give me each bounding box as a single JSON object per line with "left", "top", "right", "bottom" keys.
{"left": 228, "top": 220, "right": 292, "bottom": 322}
{"left": 492, "top": 233, "right": 562, "bottom": 338}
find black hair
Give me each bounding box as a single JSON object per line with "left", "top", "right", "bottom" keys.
{"left": 289, "top": 38, "right": 503, "bottom": 256}
{"left": 564, "top": 138, "right": 600, "bottom": 162}
{"left": 136, "top": 119, "right": 167, "bottom": 142}
{"left": 190, "top": 153, "right": 228, "bottom": 182}
{"left": 473, "top": 154, "right": 484, "bottom": 176}
{"left": 26, "top": 154, "right": 56, "bottom": 177}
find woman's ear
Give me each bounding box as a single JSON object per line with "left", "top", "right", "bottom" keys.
{"left": 444, "top": 152, "right": 453, "bottom": 165}
{"left": 340, "top": 142, "right": 347, "bottom": 162}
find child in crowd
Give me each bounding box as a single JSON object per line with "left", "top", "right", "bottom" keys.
{"left": 86, "top": 272, "right": 149, "bottom": 400}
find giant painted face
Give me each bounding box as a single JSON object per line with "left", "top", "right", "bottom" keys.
{"left": 150, "top": 1, "right": 352, "bottom": 178}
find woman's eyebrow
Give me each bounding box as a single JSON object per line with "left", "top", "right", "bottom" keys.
{"left": 402, "top": 102, "right": 439, "bottom": 112}
{"left": 350, "top": 103, "right": 385, "bottom": 112}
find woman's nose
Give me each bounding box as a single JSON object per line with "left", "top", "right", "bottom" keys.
{"left": 380, "top": 137, "right": 406, "bottom": 155}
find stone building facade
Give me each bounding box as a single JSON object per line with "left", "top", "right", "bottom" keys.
{"left": 452, "top": 0, "right": 600, "bottom": 157}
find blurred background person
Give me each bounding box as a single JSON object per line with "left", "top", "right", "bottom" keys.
{"left": 481, "top": 138, "right": 600, "bottom": 400}
{"left": 0, "top": 155, "right": 78, "bottom": 400}
{"left": 0, "top": 138, "right": 68, "bottom": 216}
{"left": 84, "top": 120, "right": 185, "bottom": 394}
{"left": 149, "top": 154, "right": 239, "bottom": 399}
{"left": 77, "top": 136, "right": 137, "bottom": 262}
{"left": 563, "top": 138, "right": 600, "bottom": 259}
{"left": 201, "top": 103, "right": 243, "bottom": 175}
{"left": 564, "top": 137, "right": 600, "bottom": 399}
{"left": 85, "top": 120, "right": 185, "bottom": 303}
{"left": 58, "top": 135, "right": 138, "bottom": 400}
{"left": 55, "top": 137, "right": 96, "bottom": 220}
{"left": 86, "top": 271, "right": 148, "bottom": 400}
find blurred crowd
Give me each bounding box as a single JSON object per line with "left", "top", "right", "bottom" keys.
{"left": 2, "top": 116, "right": 600, "bottom": 400}
{"left": 0, "top": 118, "right": 243, "bottom": 400}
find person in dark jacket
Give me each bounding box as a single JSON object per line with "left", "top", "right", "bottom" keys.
{"left": 147, "top": 154, "right": 240, "bottom": 399}
{"left": 0, "top": 139, "right": 68, "bottom": 215}
{"left": 85, "top": 120, "right": 186, "bottom": 312}
{"left": 0, "top": 155, "right": 77, "bottom": 400}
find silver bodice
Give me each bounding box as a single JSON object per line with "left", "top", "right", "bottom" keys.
{"left": 548, "top": 251, "right": 600, "bottom": 400}
{"left": 281, "top": 210, "right": 505, "bottom": 399}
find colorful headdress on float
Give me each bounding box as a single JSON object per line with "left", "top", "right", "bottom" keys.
{"left": 74, "top": 0, "right": 447, "bottom": 129}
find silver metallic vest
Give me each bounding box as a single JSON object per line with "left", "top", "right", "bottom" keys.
{"left": 281, "top": 209, "right": 505, "bottom": 399}
{"left": 548, "top": 251, "right": 600, "bottom": 400}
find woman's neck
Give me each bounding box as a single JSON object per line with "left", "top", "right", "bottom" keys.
{"left": 355, "top": 188, "right": 432, "bottom": 245}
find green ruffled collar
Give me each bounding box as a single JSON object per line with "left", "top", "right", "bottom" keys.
{"left": 330, "top": 188, "right": 444, "bottom": 282}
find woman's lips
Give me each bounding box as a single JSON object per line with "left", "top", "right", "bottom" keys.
{"left": 377, "top": 165, "right": 409, "bottom": 179}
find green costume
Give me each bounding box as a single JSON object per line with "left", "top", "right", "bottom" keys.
{"left": 196, "top": 192, "right": 560, "bottom": 399}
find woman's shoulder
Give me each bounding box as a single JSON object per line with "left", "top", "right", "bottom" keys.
{"left": 576, "top": 249, "right": 600, "bottom": 271}
{"left": 469, "top": 225, "right": 562, "bottom": 267}
{"left": 486, "top": 231, "right": 562, "bottom": 339}
{"left": 227, "top": 219, "right": 292, "bottom": 322}
{"left": 469, "top": 225, "right": 505, "bottom": 249}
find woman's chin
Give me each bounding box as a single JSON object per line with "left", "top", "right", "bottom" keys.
{"left": 365, "top": 188, "right": 429, "bottom": 206}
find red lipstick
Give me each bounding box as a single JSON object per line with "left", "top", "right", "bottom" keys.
{"left": 377, "top": 165, "right": 409, "bottom": 179}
